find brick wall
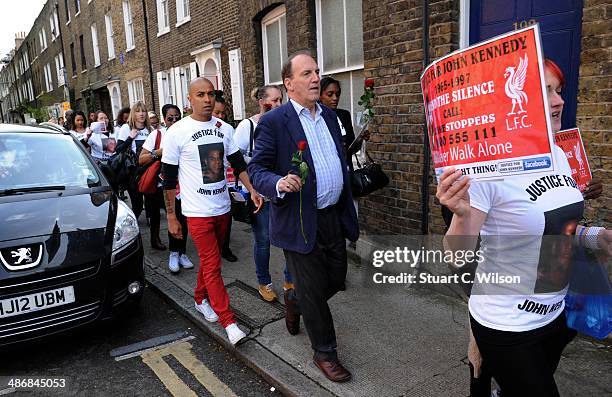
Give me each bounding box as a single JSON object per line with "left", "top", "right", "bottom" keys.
{"left": 146, "top": 0, "right": 240, "bottom": 118}
{"left": 577, "top": 0, "right": 612, "bottom": 228}
{"left": 360, "top": 0, "right": 458, "bottom": 236}
{"left": 59, "top": 0, "right": 153, "bottom": 114}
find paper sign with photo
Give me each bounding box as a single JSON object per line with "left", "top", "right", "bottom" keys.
{"left": 554, "top": 128, "right": 592, "bottom": 192}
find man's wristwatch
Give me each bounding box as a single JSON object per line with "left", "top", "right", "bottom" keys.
{"left": 151, "top": 151, "right": 160, "bottom": 160}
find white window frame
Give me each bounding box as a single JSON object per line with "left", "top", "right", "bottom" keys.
{"left": 315, "top": 0, "right": 364, "bottom": 117}
{"left": 27, "top": 79, "right": 34, "bottom": 101}
{"left": 55, "top": 54, "right": 65, "bottom": 86}
{"left": 23, "top": 52, "right": 29, "bottom": 71}
{"left": 176, "top": 0, "right": 190, "bottom": 27}
{"left": 91, "top": 23, "right": 100, "bottom": 67}
{"left": 65, "top": 0, "right": 71, "bottom": 25}
{"left": 157, "top": 0, "right": 170, "bottom": 36}
{"left": 105, "top": 14, "right": 115, "bottom": 60}
{"left": 127, "top": 78, "right": 145, "bottom": 105}
{"left": 74, "top": 0, "right": 81, "bottom": 16}
{"left": 39, "top": 29, "right": 48, "bottom": 53}
{"left": 261, "top": 5, "right": 287, "bottom": 85}
{"left": 228, "top": 48, "right": 245, "bottom": 120}
{"left": 50, "top": 11, "right": 59, "bottom": 41}
{"left": 156, "top": 69, "right": 174, "bottom": 110}
{"left": 123, "top": 0, "right": 135, "bottom": 51}
{"left": 44, "top": 64, "right": 53, "bottom": 92}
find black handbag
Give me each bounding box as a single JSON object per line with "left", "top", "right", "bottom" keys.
{"left": 107, "top": 148, "right": 138, "bottom": 190}
{"left": 350, "top": 149, "right": 389, "bottom": 197}
{"left": 229, "top": 184, "right": 255, "bottom": 224}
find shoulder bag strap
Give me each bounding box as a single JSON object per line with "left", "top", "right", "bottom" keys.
{"left": 248, "top": 119, "right": 254, "bottom": 157}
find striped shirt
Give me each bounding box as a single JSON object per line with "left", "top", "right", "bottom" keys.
{"left": 290, "top": 99, "right": 343, "bottom": 209}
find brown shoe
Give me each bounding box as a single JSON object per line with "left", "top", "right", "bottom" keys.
{"left": 283, "top": 289, "right": 300, "bottom": 335}
{"left": 258, "top": 283, "right": 278, "bottom": 302}
{"left": 283, "top": 281, "right": 294, "bottom": 291}
{"left": 313, "top": 358, "right": 352, "bottom": 383}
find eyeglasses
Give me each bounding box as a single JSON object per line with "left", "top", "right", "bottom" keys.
{"left": 166, "top": 116, "right": 181, "bottom": 122}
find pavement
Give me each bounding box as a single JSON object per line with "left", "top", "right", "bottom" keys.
{"left": 139, "top": 216, "right": 612, "bottom": 397}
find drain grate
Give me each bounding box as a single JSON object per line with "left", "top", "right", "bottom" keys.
{"left": 226, "top": 280, "right": 285, "bottom": 329}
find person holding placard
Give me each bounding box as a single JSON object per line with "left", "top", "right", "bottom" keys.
{"left": 438, "top": 59, "right": 612, "bottom": 396}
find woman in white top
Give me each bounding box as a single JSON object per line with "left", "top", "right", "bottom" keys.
{"left": 439, "top": 59, "right": 612, "bottom": 396}
{"left": 139, "top": 110, "right": 167, "bottom": 251}
{"left": 116, "top": 101, "right": 151, "bottom": 220}
{"left": 234, "top": 86, "right": 293, "bottom": 302}
{"left": 70, "top": 111, "right": 90, "bottom": 141}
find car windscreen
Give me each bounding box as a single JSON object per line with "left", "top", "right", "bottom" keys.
{"left": 0, "top": 132, "right": 102, "bottom": 192}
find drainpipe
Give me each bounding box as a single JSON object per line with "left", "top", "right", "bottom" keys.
{"left": 141, "top": 0, "right": 156, "bottom": 108}
{"left": 420, "top": 0, "right": 431, "bottom": 235}
{"left": 54, "top": 1, "right": 69, "bottom": 104}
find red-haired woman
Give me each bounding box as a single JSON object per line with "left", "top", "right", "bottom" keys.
{"left": 440, "top": 59, "right": 610, "bottom": 396}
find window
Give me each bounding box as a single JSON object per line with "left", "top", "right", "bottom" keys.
{"left": 55, "top": 54, "right": 65, "bottom": 86}
{"left": 74, "top": 0, "right": 81, "bottom": 15}
{"left": 157, "top": 0, "right": 170, "bottom": 34}
{"left": 44, "top": 64, "right": 53, "bottom": 92}
{"left": 27, "top": 79, "right": 34, "bottom": 101}
{"left": 39, "top": 29, "right": 48, "bottom": 52}
{"left": 79, "top": 35, "right": 87, "bottom": 70}
{"left": 176, "top": 0, "right": 190, "bottom": 25}
{"left": 123, "top": 0, "right": 135, "bottom": 50}
{"left": 23, "top": 52, "right": 29, "bottom": 71}
{"left": 127, "top": 78, "right": 144, "bottom": 105}
{"left": 91, "top": 24, "right": 100, "bottom": 67}
{"left": 105, "top": 14, "right": 115, "bottom": 59}
{"left": 64, "top": 0, "right": 71, "bottom": 23}
{"left": 178, "top": 64, "right": 192, "bottom": 110}
{"left": 70, "top": 43, "right": 77, "bottom": 76}
{"left": 50, "top": 10, "right": 60, "bottom": 40}
{"left": 261, "top": 6, "right": 287, "bottom": 85}
{"left": 315, "top": 0, "right": 364, "bottom": 119}
{"left": 157, "top": 70, "right": 174, "bottom": 107}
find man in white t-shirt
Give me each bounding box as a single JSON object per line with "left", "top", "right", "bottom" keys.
{"left": 161, "top": 77, "right": 263, "bottom": 345}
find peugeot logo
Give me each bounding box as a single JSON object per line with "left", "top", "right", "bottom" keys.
{"left": 0, "top": 244, "right": 43, "bottom": 271}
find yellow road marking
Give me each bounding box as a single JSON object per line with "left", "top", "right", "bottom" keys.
{"left": 140, "top": 340, "right": 238, "bottom": 397}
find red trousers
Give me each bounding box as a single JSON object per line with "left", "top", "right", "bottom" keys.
{"left": 187, "top": 213, "right": 234, "bottom": 327}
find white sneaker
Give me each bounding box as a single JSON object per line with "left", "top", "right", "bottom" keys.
{"left": 225, "top": 323, "right": 246, "bottom": 345}
{"left": 194, "top": 299, "right": 218, "bottom": 322}
{"left": 168, "top": 252, "right": 180, "bottom": 273}
{"left": 179, "top": 254, "right": 194, "bottom": 269}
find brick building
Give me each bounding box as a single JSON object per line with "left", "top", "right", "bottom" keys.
{"left": 57, "top": 0, "right": 155, "bottom": 121}
{"left": 145, "top": 0, "right": 241, "bottom": 121}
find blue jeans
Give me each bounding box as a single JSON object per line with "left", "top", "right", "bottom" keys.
{"left": 252, "top": 202, "right": 292, "bottom": 285}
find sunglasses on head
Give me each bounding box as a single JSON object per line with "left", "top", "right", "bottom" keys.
{"left": 166, "top": 116, "right": 181, "bottom": 122}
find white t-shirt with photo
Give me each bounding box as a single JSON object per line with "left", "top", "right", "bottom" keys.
{"left": 468, "top": 145, "right": 584, "bottom": 332}
{"left": 161, "top": 116, "right": 239, "bottom": 217}
{"left": 117, "top": 124, "right": 150, "bottom": 154}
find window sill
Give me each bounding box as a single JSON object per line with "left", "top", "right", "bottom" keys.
{"left": 157, "top": 28, "right": 170, "bottom": 37}
{"left": 81, "top": 69, "right": 87, "bottom": 74}
{"left": 66, "top": 20, "right": 71, "bottom": 26}
{"left": 108, "top": 56, "right": 115, "bottom": 61}
{"left": 126, "top": 46, "right": 135, "bottom": 53}
{"left": 95, "top": 63, "right": 101, "bottom": 68}
{"left": 176, "top": 16, "right": 191, "bottom": 28}
{"left": 75, "top": 11, "right": 80, "bottom": 17}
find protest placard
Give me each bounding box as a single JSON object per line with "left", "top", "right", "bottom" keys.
{"left": 421, "top": 24, "right": 556, "bottom": 180}
{"left": 554, "top": 128, "right": 591, "bottom": 192}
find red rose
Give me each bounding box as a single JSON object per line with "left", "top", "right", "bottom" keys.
{"left": 215, "top": 121, "right": 222, "bottom": 128}
{"left": 365, "top": 78, "right": 375, "bottom": 89}
{"left": 297, "top": 140, "right": 307, "bottom": 151}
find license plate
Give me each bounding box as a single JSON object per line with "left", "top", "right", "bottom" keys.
{"left": 0, "top": 286, "right": 75, "bottom": 319}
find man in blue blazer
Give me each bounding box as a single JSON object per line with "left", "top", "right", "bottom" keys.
{"left": 248, "top": 51, "right": 359, "bottom": 382}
